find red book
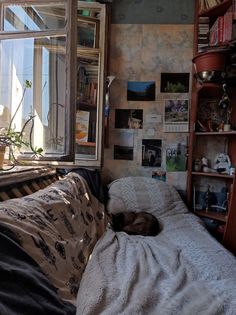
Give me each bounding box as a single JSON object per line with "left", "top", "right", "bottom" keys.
{"left": 223, "top": 6, "right": 233, "bottom": 42}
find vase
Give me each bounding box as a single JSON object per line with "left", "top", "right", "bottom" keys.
{"left": 0, "top": 145, "right": 6, "bottom": 169}
{"left": 193, "top": 50, "right": 228, "bottom": 83}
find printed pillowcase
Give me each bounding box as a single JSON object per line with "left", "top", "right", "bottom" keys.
{"left": 0, "top": 173, "right": 105, "bottom": 303}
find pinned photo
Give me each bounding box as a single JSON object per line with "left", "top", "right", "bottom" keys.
{"left": 115, "top": 109, "right": 143, "bottom": 129}
{"left": 113, "top": 130, "right": 134, "bottom": 160}
{"left": 127, "top": 81, "right": 155, "bottom": 101}
{"left": 142, "top": 139, "right": 162, "bottom": 167}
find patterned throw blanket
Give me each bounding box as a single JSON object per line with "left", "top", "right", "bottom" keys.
{"left": 0, "top": 172, "right": 105, "bottom": 303}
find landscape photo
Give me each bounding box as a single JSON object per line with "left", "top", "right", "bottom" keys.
{"left": 161, "top": 73, "right": 189, "bottom": 93}
{"left": 113, "top": 130, "right": 134, "bottom": 160}
{"left": 164, "top": 99, "right": 189, "bottom": 123}
{"left": 127, "top": 81, "right": 155, "bottom": 101}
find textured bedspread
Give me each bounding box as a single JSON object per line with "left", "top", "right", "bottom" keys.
{"left": 76, "top": 177, "right": 236, "bottom": 315}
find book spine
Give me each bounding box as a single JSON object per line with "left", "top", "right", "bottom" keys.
{"left": 223, "top": 5, "right": 233, "bottom": 42}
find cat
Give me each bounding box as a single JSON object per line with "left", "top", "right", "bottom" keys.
{"left": 108, "top": 211, "right": 160, "bottom": 236}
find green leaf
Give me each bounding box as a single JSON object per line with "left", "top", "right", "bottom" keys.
{"left": 24, "top": 80, "right": 32, "bottom": 88}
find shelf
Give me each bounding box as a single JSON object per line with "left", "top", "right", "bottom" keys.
{"left": 199, "top": 0, "right": 232, "bottom": 18}
{"left": 76, "top": 141, "right": 96, "bottom": 147}
{"left": 195, "top": 131, "right": 236, "bottom": 136}
{"left": 77, "top": 101, "right": 97, "bottom": 110}
{"left": 195, "top": 210, "right": 227, "bottom": 223}
{"left": 192, "top": 171, "right": 234, "bottom": 179}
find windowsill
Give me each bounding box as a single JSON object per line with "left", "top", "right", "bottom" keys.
{"left": 0, "top": 165, "right": 56, "bottom": 188}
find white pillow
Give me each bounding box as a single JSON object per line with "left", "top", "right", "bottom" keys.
{"left": 107, "top": 176, "right": 188, "bottom": 217}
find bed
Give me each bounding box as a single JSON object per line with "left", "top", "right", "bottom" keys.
{"left": 0, "top": 171, "right": 236, "bottom": 314}
{"left": 76, "top": 177, "right": 236, "bottom": 315}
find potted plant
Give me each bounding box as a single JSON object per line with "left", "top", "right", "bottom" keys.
{"left": 0, "top": 80, "right": 43, "bottom": 169}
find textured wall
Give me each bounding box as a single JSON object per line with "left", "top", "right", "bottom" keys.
{"left": 111, "top": 0, "right": 195, "bottom": 24}
{"left": 102, "top": 23, "right": 194, "bottom": 192}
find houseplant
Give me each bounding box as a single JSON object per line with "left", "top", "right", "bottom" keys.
{"left": 0, "top": 80, "right": 43, "bottom": 169}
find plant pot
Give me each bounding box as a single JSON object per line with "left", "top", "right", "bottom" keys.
{"left": 193, "top": 50, "right": 228, "bottom": 82}
{"left": 0, "top": 145, "right": 6, "bottom": 169}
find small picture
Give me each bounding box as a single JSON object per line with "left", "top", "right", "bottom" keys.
{"left": 114, "top": 145, "right": 133, "bottom": 160}
{"left": 161, "top": 73, "right": 189, "bottom": 93}
{"left": 127, "top": 81, "right": 155, "bottom": 101}
{"left": 113, "top": 130, "right": 134, "bottom": 160}
{"left": 152, "top": 171, "right": 166, "bottom": 182}
{"left": 75, "top": 110, "right": 90, "bottom": 143}
{"left": 115, "top": 109, "right": 143, "bottom": 129}
{"left": 142, "top": 139, "right": 162, "bottom": 167}
{"left": 164, "top": 99, "right": 189, "bottom": 132}
{"left": 166, "top": 143, "right": 186, "bottom": 172}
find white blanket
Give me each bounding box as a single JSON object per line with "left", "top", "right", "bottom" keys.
{"left": 76, "top": 177, "right": 236, "bottom": 314}
{"left": 76, "top": 212, "right": 236, "bottom": 315}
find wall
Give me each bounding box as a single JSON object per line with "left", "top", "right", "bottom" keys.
{"left": 102, "top": 0, "right": 194, "bottom": 193}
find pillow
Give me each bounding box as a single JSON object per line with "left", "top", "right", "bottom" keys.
{"left": 107, "top": 176, "right": 188, "bottom": 217}
{"left": 0, "top": 172, "right": 105, "bottom": 303}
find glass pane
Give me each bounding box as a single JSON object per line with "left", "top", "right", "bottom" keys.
{"left": 78, "top": 9, "right": 100, "bottom": 48}
{"left": 76, "top": 52, "right": 99, "bottom": 160}
{"left": 0, "top": 36, "right": 67, "bottom": 157}
{"left": 3, "top": 3, "right": 66, "bottom": 32}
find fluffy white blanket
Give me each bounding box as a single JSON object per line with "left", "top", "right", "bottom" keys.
{"left": 76, "top": 213, "right": 236, "bottom": 314}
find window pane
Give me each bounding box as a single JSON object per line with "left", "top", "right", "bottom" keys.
{"left": 3, "top": 3, "right": 66, "bottom": 32}
{"left": 0, "top": 36, "right": 67, "bottom": 156}
{"left": 78, "top": 7, "right": 100, "bottom": 49}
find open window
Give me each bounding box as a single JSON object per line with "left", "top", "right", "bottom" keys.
{"left": 0, "top": 1, "right": 106, "bottom": 166}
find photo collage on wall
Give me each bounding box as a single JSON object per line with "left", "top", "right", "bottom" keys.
{"left": 113, "top": 75, "right": 189, "bottom": 175}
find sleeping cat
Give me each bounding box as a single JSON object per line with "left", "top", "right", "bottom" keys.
{"left": 108, "top": 211, "right": 160, "bottom": 236}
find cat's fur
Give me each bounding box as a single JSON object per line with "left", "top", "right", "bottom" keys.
{"left": 108, "top": 212, "right": 160, "bottom": 236}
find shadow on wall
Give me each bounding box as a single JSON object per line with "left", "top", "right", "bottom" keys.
{"left": 111, "top": 0, "right": 194, "bottom": 24}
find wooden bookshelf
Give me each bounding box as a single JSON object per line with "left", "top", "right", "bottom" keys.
{"left": 194, "top": 210, "right": 227, "bottom": 223}
{"left": 192, "top": 171, "right": 234, "bottom": 179}
{"left": 77, "top": 141, "right": 96, "bottom": 147}
{"left": 195, "top": 131, "right": 236, "bottom": 136}
{"left": 199, "top": 0, "right": 232, "bottom": 18}
{"left": 195, "top": 210, "right": 228, "bottom": 223}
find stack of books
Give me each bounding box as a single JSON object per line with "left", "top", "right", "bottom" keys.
{"left": 208, "top": 4, "right": 236, "bottom": 46}
{"left": 198, "top": 17, "right": 210, "bottom": 52}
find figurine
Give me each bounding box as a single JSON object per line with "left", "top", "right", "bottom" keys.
{"left": 213, "top": 153, "right": 231, "bottom": 174}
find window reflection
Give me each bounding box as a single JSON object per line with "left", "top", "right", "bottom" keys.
{"left": 3, "top": 4, "right": 66, "bottom": 32}
{"left": 0, "top": 36, "right": 66, "bottom": 155}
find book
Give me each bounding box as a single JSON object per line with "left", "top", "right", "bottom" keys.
{"left": 209, "top": 16, "right": 224, "bottom": 46}
{"left": 223, "top": 5, "right": 233, "bottom": 42}
{"left": 76, "top": 110, "right": 90, "bottom": 143}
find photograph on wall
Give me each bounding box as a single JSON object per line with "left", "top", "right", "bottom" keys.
{"left": 164, "top": 99, "right": 189, "bottom": 132}
{"left": 161, "top": 73, "right": 189, "bottom": 93}
{"left": 115, "top": 109, "right": 143, "bottom": 129}
{"left": 152, "top": 171, "right": 166, "bottom": 182}
{"left": 142, "top": 139, "right": 162, "bottom": 167}
{"left": 113, "top": 130, "right": 134, "bottom": 160}
{"left": 127, "top": 81, "right": 155, "bottom": 101}
{"left": 166, "top": 143, "right": 187, "bottom": 172}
